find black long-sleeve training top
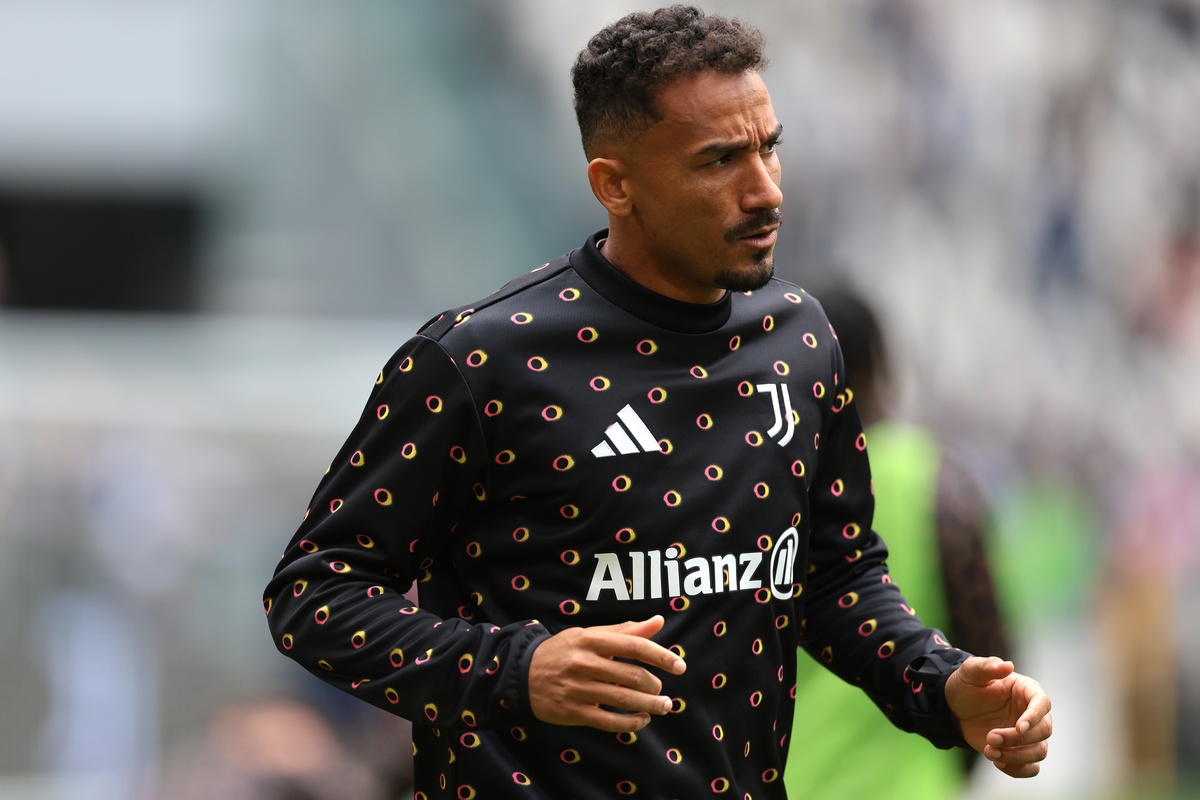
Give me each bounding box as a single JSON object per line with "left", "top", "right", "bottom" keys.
{"left": 264, "top": 231, "right": 970, "bottom": 799}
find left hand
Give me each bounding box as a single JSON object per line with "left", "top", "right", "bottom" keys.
{"left": 945, "top": 656, "right": 1052, "bottom": 778}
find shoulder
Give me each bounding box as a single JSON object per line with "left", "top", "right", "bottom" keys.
{"left": 735, "top": 278, "right": 823, "bottom": 317}
{"left": 415, "top": 256, "right": 573, "bottom": 345}
{"left": 733, "top": 278, "right": 836, "bottom": 341}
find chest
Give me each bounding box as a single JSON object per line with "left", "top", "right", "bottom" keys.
{"left": 447, "top": 313, "right": 835, "bottom": 618}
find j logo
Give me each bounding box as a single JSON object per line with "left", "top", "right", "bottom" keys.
{"left": 756, "top": 383, "right": 794, "bottom": 446}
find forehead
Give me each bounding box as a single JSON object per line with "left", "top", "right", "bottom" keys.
{"left": 644, "top": 70, "right": 776, "bottom": 150}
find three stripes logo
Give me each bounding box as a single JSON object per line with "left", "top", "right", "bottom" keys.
{"left": 591, "top": 404, "right": 662, "bottom": 458}
{"left": 757, "top": 383, "right": 795, "bottom": 447}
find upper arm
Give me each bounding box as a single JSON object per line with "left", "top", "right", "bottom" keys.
{"left": 265, "top": 335, "right": 486, "bottom": 623}
{"left": 803, "top": 337, "right": 879, "bottom": 604}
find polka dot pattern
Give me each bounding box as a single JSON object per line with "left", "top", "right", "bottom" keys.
{"left": 263, "top": 261, "right": 971, "bottom": 798}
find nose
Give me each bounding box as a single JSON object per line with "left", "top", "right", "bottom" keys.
{"left": 743, "top": 152, "right": 783, "bottom": 213}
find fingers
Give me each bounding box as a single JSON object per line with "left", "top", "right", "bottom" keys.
{"left": 622, "top": 614, "right": 666, "bottom": 639}
{"left": 988, "top": 734, "right": 1049, "bottom": 778}
{"left": 532, "top": 653, "right": 671, "bottom": 727}
{"left": 587, "top": 654, "right": 665, "bottom": 697}
{"left": 584, "top": 681, "right": 674, "bottom": 717}
{"left": 528, "top": 620, "right": 687, "bottom": 732}
{"left": 1015, "top": 680, "right": 1052, "bottom": 735}
{"left": 595, "top": 615, "right": 665, "bottom": 639}
{"left": 993, "top": 761, "right": 1041, "bottom": 778}
{"left": 985, "top": 717, "right": 1050, "bottom": 779}
{"left": 594, "top": 629, "right": 687, "bottom": 676}
{"left": 984, "top": 676, "right": 1052, "bottom": 746}
{"left": 956, "top": 656, "right": 1015, "bottom": 686}
{"left": 986, "top": 713, "right": 1052, "bottom": 748}
{"left": 984, "top": 740, "right": 1049, "bottom": 766}
{"left": 588, "top": 616, "right": 686, "bottom": 674}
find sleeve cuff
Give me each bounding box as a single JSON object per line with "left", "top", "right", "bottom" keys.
{"left": 511, "top": 627, "right": 552, "bottom": 724}
{"left": 905, "top": 649, "right": 973, "bottom": 750}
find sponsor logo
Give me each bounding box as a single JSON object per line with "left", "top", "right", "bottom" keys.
{"left": 586, "top": 527, "right": 800, "bottom": 602}
{"left": 757, "top": 383, "right": 795, "bottom": 446}
{"left": 591, "top": 404, "right": 662, "bottom": 458}
{"left": 769, "top": 527, "right": 800, "bottom": 600}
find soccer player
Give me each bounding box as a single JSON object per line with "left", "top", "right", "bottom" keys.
{"left": 263, "top": 7, "right": 1052, "bottom": 798}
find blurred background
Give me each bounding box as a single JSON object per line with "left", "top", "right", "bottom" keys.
{"left": 0, "top": 0, "right": 1198, "bottom": 798}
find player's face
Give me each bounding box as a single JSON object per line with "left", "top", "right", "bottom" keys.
{"left": 629, "top": 70, "right": 783, "bottom": 294}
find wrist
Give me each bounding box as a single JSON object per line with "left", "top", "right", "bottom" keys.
{"left": 515, "top": 628, "right": 553, "bottom": 723}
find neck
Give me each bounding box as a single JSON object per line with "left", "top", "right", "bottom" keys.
{"left": 600, "top": 218, "right": 726, "bottom": 305}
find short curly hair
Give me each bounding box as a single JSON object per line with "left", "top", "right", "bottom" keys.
{"left": 571, "top": 5, "right": 767, "bottom": 160}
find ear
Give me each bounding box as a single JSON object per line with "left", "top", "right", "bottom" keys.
{"left": 587, "top": 157, "right": 633, "bottom": 217}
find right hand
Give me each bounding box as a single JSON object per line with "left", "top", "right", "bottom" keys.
{"left": 528, "top": 615, "right": 687, "bottom": 732}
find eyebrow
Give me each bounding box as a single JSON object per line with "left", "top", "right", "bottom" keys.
{"left": 694, "top": 123, "right": 784, "bottom": 158}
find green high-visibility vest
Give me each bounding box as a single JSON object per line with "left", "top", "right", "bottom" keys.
{"left": 784, "top": 421, "right": 963, "bottom": 800}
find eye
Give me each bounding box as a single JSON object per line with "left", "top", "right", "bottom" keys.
{"left": 708, "top": 153, "right": 733, "bottom": 167}
{"left": 762, "top": 138, "right": 783, "bottom": 154}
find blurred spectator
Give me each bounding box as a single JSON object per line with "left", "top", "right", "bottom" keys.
{"left": 299, "top": 674, "right": 416, "bottom": 799}
{"left": 1137, "top": 180, "right": 1200, "bottom": 346}
{"left": 1101, "top": 458, "right": 1200, "bottom": 794}
{"left": 786, "top": 287, "right": 1010, "bottom": 799}
{"left": 157, "top": 700, "right": 393, "bottom": 800}
{"left": 31, "top": 592, "right": 158, "bottom": 800}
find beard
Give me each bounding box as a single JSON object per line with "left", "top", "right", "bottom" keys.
{"left": 714, "top": 252, "right": 775, "bottom": 292}
{"left": 713, "top": 208, "right": 782, "bottom": 292}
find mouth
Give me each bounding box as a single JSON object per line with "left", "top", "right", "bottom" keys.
{"left": 737, "top": 226, "right": 779, "bottom": 249}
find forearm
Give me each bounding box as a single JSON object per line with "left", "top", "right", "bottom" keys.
{"left": 800, "top": 533, "right": 970, "bottom": 747}
{"left": 266, "top": 561, "right": 549, "bottom": 728}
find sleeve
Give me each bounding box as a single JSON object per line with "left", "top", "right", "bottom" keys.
{"left": 798, "top": 339, "right": 971, "bottom": 750}
{"left": 263, "top": 334, "right": 549, "bottom": 730}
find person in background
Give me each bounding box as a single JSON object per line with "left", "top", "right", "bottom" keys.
{"left": 785, "top": 287, "right": 1012, "bottom": 800}
{"left": 157, "top": 700, "right": 390, "bottom": 800}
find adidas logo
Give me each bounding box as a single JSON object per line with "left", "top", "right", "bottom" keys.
{"left": 591, "top": 404, "right": 662, "bottom": 458}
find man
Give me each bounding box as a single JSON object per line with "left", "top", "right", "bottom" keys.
{"left": 264, "top": 7, "right": 1051, "bottom": 798}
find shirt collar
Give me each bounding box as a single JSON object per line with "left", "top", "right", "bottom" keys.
{"left": 568, "top": 229, "right": 732, "bottom": 334}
